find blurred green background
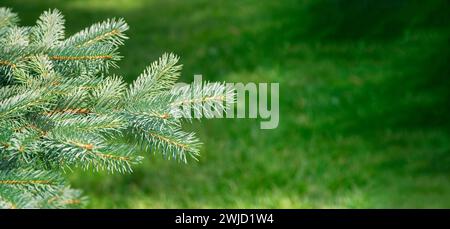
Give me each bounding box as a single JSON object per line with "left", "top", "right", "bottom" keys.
{"left": 3, "top": 0, "right": 449, "bottom": 208}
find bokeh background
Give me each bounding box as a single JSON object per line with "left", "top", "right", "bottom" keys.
{"left": 3, "top": 0, "right": 449, "bottom": 208}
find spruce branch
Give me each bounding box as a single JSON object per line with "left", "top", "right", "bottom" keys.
{"left": 0, "top": 169, "right": 64, "bottom": 196}
{"left": 170, "top": 81, "right": 235, "bottom": 119}
{"left": 0, "top": 26, "right": 30, "bottom": 49}
{"left": 0, "top": 8, "right": 19, "bottom": 33}
{"left": 0, "top": 7, "right": 234, "bottom": 208}
{"left": 126, "top": 53, "right": 181, "bottom": 103}
{"left": 32, "top": 9, "right": 65, "bottom": 48}
{"left": 63, "top": 18, "right": 128, "bottom": 48}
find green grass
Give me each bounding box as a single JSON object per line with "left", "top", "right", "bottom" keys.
{"left": 2, "top": 0, "right": 450, "bottom": 208}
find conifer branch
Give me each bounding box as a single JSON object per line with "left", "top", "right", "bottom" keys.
{"left": 0, "top": 7, "right": 234, "bottom": 208}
